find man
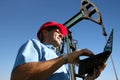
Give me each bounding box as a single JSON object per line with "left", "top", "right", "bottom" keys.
{"left": 11, "top": 21, "right": 106, "bottom": 80}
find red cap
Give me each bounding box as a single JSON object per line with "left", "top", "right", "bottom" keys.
{"left": 37, "top": 21, "right": 68, "bottom": 40}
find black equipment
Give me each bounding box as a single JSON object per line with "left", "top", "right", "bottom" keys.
{"left": 78, "top": 29, "right": 113, "bottom": 75}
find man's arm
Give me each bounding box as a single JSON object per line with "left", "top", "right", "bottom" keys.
{"left": 11, "top": 56, "right": 66, "bottom": 80}
{"left": 11, "top": 49, "right": 101, "bottom": 80}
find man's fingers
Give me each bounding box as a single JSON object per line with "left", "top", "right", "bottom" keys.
{"left": 99, "top": 63, "right": 106, "bottom": 72}
{"left": 80, "top": 49, "right": 94, "bottom": 56}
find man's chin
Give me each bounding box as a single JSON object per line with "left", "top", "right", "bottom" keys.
{"left": 54, "top": 43, "right": 60, "bottom": 47}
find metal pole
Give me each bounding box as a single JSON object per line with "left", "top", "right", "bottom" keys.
{"left": 110, "top": 56, "right": 118, "bottom": 80}
{"left": 64, "top": 36, "right": 76, "bottom": 80}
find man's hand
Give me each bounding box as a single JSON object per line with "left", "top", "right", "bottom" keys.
{"left": 84, "top": 63, "right": 106, "bottom": 80}
{"left": 66, "top": 49, "right": 94, "bottom": 64}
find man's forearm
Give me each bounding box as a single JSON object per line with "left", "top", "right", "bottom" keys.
{"left": 11, "top": 56, "right": 66, "bottom": 80}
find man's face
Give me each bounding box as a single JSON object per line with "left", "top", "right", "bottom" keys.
{"left": 47, "top": 28, "right": 63, "bottom": 47}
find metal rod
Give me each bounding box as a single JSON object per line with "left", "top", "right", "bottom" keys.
{"left": 110, "top": 56, "right": 118, "bottom": 80}
{"left": 65, "top": 36, "right": 76, "bottom": 80}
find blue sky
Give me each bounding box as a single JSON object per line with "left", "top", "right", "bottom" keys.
{"left": 0, "top": 0, "right": 120, "bottom": 80}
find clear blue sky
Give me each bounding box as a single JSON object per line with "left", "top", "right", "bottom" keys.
{"left": 0, "top": 0, "right": 120, "bottom": 80}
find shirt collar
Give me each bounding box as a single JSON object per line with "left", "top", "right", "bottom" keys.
{"left": 43, "top": 43, "right": 62, "bottom": 56}
{"left": 43, "top": 43, "right": 56, "bottom": 50}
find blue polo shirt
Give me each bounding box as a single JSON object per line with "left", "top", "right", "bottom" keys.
{"left": 13, "top": 39, "right": 69, "bottom": 80}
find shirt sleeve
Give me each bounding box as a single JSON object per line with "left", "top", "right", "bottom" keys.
{"left": 13, "top": 39, "right": 42, "bottom": 69}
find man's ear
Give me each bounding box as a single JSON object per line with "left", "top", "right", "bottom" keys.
{"left": 42, "top": 29, "right": 49, "bottom": 36}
